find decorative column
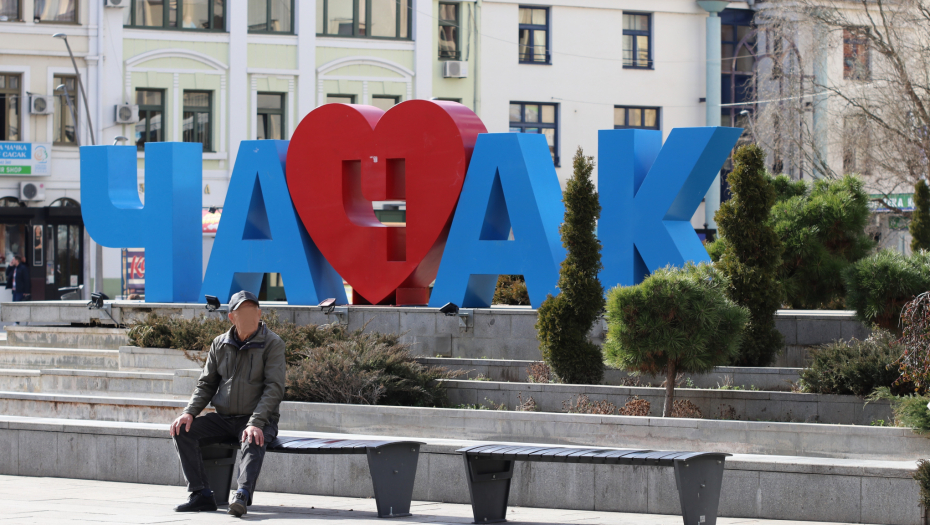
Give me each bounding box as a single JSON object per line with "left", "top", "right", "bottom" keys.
{"left": 414, "top": 0, "right": 433, "bottom": 99}
{"left": 697, "top": 1, "right": 729, "bottom": 230}
{"left": 812, "top": 20, "right": 828, "bottom": 179}
{"left": 228, "top": 1, "right": 248, "bottom": 171}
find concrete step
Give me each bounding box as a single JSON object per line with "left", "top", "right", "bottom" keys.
{"left": 0, "top": 346, "right": 120, "bottom": 370}
{"left": 0, "top": 390, "right": 922, "bottom": 461}
{"left": 0, "top": 369, "right": 196, "bottom": 397}
{"left": 118, "top": 346, "right": 202, "bottom": 370}
{"left": 0, "top": 415, "right": 920, "bottom": 524}
{"left": 5, "top": 325, "right": 129, "bottom": 350}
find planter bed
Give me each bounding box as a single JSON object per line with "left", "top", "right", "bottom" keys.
{"left": 438, "top": 379, "right": 891, "bottom": 426}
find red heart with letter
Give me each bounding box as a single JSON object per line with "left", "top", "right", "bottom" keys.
{"left": 286, "top": 100, "right": 487, "bottom": 305}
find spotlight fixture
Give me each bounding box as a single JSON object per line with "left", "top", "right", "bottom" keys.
{"left": 205, "top": 295, "right": 221, "bottom": 312}
{"left": 318, "top": 297, "right": 337, "bottom": 313}
{"left": 112, "top": 136, "right": 129, "bottom": 145}
{"left": 208, "top": 206, "right": 218, "bottom": 214}
{"left": 439, "top": 302, "right": 460, "bottom": 316}
{"left": 88, "top": 292, "right": 109, "bottom": 310}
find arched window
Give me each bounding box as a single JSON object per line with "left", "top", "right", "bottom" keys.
{"left": 0, "top": 197, "right": 23, "bottom": 207}
{"left": 49, "top": 198, "right": 80, "bottom": 208}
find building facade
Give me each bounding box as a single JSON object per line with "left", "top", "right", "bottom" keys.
{"left": 0, "top": 0, "right": 756, "bottom": 300}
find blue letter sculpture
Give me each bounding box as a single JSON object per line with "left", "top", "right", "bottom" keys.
{"left": 200, "top": 141, "right": 347, "bottom": 305}
{"left": 429, "top": 133, "right": 566, "bottom": 308}
{"left": 598, "top": 127, "right": 742, "bottom": 290}
{"left": 80, "top": 143, "right": 202, "bottom": 302}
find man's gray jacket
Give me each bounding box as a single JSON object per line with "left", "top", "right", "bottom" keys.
{"left": 183, "top": 322, "right": 287, "bottom": 429}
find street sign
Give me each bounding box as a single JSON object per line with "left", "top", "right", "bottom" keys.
{"left": 0, "top": 142, "right": 51, "bottom": 176}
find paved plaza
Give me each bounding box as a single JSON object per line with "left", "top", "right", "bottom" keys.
{"left": 0, "top": 475, "right": 879, "bottom": 525}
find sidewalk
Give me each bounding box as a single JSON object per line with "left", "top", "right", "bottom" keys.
{"left": 0, "top": 475, "right": 878, "bottom": 525}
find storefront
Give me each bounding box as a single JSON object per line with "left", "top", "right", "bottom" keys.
{"left": 0, "top": 198, "right": 84, "bottom": 302}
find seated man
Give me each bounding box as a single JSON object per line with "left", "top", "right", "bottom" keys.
{"left": 169, "top": 290, "right": 286, "bottom": 517}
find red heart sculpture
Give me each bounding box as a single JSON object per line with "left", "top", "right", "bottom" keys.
{"left": 286, "top": 100, "right": 487, "bottom": 305}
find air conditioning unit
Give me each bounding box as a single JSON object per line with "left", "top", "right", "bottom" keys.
{"left": 105, "top": 0, "right": 128, "bottom": 7}
{"left": 115, "top": 103, "right": 139, "bottom": 124}
{"left": 29, "top": 95, "right": 53, "bottom": 115}
{"left": 442, "top": 61, "right": 468, "bottom": 78}
{"left": 20, "top": 182, "right": 45, "bottom": 202}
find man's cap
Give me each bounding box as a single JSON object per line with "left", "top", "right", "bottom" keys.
{"left": 230, "top": 290, "right": 260, "bottom": 311}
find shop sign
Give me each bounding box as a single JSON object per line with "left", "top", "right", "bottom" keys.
{"left": 0, "top": 142, "right": 51, "bottom": 176}
{"left": 870, "top": 193, "right": 914, "bottom": 212}
{"left": 80, "top": 101, "right": 741, "bottom": 306}
{"left": 202, "top": 209, "right": 221, "bottom": 234}
{"left": 121, "top": 248, "right": 145, "bottom": 297}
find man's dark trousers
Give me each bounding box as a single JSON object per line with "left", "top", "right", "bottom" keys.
{"left": 172, "top": 412, "right": 278, "bottom": 499}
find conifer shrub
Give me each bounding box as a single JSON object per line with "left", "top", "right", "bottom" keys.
{"left": 911, "top": 179, "right": 930, "bottom": 252}
{"left": 604, "top": 262, "right": 748, "bottom": 416}
{"left": 800, "top": 329, "right": 908, "bottom": 396}
{"left": 769, "top": 174, "right": 874, "bottom": 308}
{"left": 537, "top": 147, "right": 605, "bottom": 384}
{"left": 492, "top": 275, "right": 530, "bottom": 305}
{"left": 844, "top": 250, "right": 930, "bottom": 331}
{"left": 714, "top": 144, "right": 784, "bottom": 366}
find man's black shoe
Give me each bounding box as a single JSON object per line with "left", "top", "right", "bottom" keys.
{"left": 228, "top": 490, "right": 248, "bottom": 517}
{"left": 174, "top": 492, "right": 218, "bottom": 512}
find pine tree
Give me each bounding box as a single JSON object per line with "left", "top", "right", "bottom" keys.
{"left": 911, "top": 179, "right": 930, "bottom": 253}
{"left": 714, "top": 144, "right": 785, "bottom": 366}
{"left": 536, "top": 147, "right": 605, "bottom": 384}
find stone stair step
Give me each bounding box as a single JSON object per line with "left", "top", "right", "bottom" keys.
{"left": 0, "top": 368, "right": 197, "bottom": 397}
{"left": 0, "top": 346, "right": 119, "bottom": 370}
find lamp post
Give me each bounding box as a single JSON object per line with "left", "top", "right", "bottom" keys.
{"left": 53, "top": 32, "right": 102, "bottom": 297}
{"left": 697, "top": 1, "right": 729, "bottom": 231}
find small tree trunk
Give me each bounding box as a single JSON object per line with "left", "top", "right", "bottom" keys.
{"left": 663, "top": 361, "right": 677, "bottom": 417}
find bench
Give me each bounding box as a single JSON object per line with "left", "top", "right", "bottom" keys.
{"left": 458, "top": 444, "right": 729, "bottom": 525}
{"left": 201, "top": 436, "right": 423, "bottom": 518}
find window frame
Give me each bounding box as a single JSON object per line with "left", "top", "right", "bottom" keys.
{"left": 614, "top": 105, "right": 660, "bottom": 130}
{"left": 247, "top": 0, "right": 294, "bottom": 34}
{"left": 0, "top": 73, "right": 22, "bottom": 142}
{"left": 34, "top": 0, "right": 78, "bottom": 24}
{"left": 843, "top": 27, "right": 870, "bottom": 81}
{"left": 0, "top": 0, "right": 23, "bottom": 22}
{"left": 135, "top": 88, "right": 165, "bottom": 151}
{"left": 124, "top": 0, "right": 227, "bottom": 32}
{"left": 509, "top": 100, "right": 559, "bottom": 167}
{"left": 317, "top": 0, "right": 412, "bottom": 41}
{"left": 622, "top": 12, "right": 653, "bottom": 69}
{"left": 256, "top": 91, "right": 286, "bottom": 140}
{"left": 326, "top": 94, "right": 357, "bottom": 104}
{"left": 370, "top": 95, "right": 399, "bottom": 111}
{"left": 518, "top": 6, "right": 550, "bottom": 65}
{"left": 438, "top": 1, "right": 460, "bottom": 60}
{"left": 53, "top": 74, "right": 79, "bottom": 147}
{"left": 182, "top": 90, "right": 213, "bottom": 152}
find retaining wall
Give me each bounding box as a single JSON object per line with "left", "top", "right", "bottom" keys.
{"left": 0, "top": 416, "right": 920, "bottom": 525}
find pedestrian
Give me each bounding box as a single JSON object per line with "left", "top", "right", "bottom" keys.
{"left": 168, "top": 290, "right": 286, "bottom": 516}
{"left": 11, "top": 255, "right": 30, "bottom": 302}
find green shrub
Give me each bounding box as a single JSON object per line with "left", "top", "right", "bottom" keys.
{"left": 770, "top": 174, "right": 874, "bottom": 309}
{"left": 800, "top": 329, "right": 908, "bottom": 396}
{"left": 914, "top": 459, "right": 930, "bottom": 510}
{"left": 714, "top": 145, "right": 784, "bottom": 366}
{"left": 705, "top": 238, "right": 726, "bottom": 263}
{"left": 911, "top": 180, "right": 930, "bottom": 252}
{"left": 604, "top": 262, "right": 749, "bottom": 416}
{"left": 537, "top": 147, "right": 605, "bottom": 384}
{"left": 871, "top": 387, "right": 930, "bottom": 433}
{"left": 844, "top": 250, "right": 930, "bottom": 331}
{"left": 493, "top": 275, "right": 530, "bottom": 305}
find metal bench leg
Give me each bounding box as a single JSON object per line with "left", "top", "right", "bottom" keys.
{"left": 462, "top": 454, "right": 515, "bottom": 524}
{"left": 366, "top": 443, "right": 421, "bottom": 518}
{"left": 674, "top": 456, "right": 726, "bottom": 525}
{"left": 201, "top": 444, "right": 237, "bottom": 507}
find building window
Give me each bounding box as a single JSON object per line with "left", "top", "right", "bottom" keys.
{"left": 53, "top": 75, "right": 78, "bottom": 145}
{"left": 434, "top": 97, "right": 462, "bottom": 103}
{"left": 844, "top": 27, "right": 870, "bottom": 81}
{"left": 0, "top": 1, "right": 22, "bottom": 22}
{"left": 248, "top": 0, "right": 291, "bottom": 33}
{"left": 316, "top": 0, "right": 411, "bottom": 40}
{"left": 622, "top": 13, "right": 651, "bottom": 68}
{"left": 614, "top": 106, "right": 659, "bottom": 130}
{"left": 518, "top": 6, "right": 549, "bottom": 64}
{"left": 135, "top": 89, "right": 164, "bottom": 151}
{"left": 843, "top": 114, "right": 870, "bottom": 174}
{"left": 326, "top": 94, "right": 356, "bottom": 104}
{"left": 509, "top": 101, "right": 558, "bottom": 165}
{"left": 257, "top": 92, "right": 285, "bottom": 140}
{"left": 34, "top": 0, "right": 76, "bottom": 23}
{"left": 125, "top": 0, "right": 226, "bottom": 31}
{"left": 721, "top": 9, "right": 755, "bottom": 129}
{"left": 371, "top": 95, "right": 398, "bottom": 111}
{"left": 182, "top": 90, "right": 212, "bottom": 151}
{"left": 438, "top": 2, "right": 459, "bottom": 60}
{"left": 0, "top": 74, "right": 21, "bottom": 141}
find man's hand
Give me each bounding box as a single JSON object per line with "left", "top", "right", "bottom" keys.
{"left": 241, "top": 425, "right": 265, "bottom": 447}
{"left": 169, "top": 413, "right": 194, "bottom": 436}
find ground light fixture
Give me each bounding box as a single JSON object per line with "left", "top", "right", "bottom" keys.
{"left": 113, "top": 136, "right": 129, "bottom": 145}
{"left": 318, "top": 298, "right": 337, "bottom": 313}
{"left": 87, "top": 292, "right": 120, "bottom": 326}
{"left": 205, "top": 295, "right": 222, "bottom": 312}
{"left": 439, "top": 302, "right": 460, "bottom": 316}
